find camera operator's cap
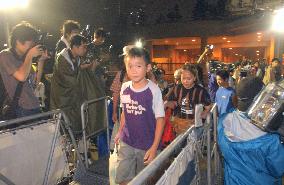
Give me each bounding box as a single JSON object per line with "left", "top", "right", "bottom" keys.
{"left": 236, "top": 77, "right": 263, "bottom": 112}
{"left": 119, "top": 45, "right": 135, "bottom": 57}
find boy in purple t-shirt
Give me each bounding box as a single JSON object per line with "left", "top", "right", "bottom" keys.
{"left": 114, "top": 47, "right": 165, "bottom": 185}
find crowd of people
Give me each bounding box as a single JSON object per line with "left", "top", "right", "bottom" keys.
{"left": 0, "top": 19, "right": 283, "bottom": 185}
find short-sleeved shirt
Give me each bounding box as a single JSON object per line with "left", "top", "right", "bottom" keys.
{"left": 215, "top": 87, "right": 235, "bottom": 116}
{"left": 120, "top": 80, "right": 165, "bottom": 150}
{"left": 167, "top": 84, "right": 211, "bottom": 119}
{"left": 0, "top": 49, "right": 39, "bottom": 109}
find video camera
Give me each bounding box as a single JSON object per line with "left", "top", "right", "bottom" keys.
{"left": 81, "top": 25, "right": 113, "bottom": 65}
{"left": 206, "top": 44, "right": 214, "bottom": 50}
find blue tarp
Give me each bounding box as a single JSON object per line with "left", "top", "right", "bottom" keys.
{"left": 218, "top": 113, "right": 284, "bottom": 185}
{"left": 97, "top": 101, "right": 114, "bottom": 157}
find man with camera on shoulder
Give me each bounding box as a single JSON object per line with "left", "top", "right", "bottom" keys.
{"left": 0, "top": 22, "right": 49, "bottom": 119}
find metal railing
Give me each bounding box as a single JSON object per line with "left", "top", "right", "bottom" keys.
{"left": 129, "top": 125, "right": 195, "bottom": 185}
{"left": 80, "top": 96, "right": 111, "bottom": 168}
{"left": 128, "top": 103, "right": 220, "bottom": 185}
{"left": 0, "top": 110, "right": 81, "bottom": 185}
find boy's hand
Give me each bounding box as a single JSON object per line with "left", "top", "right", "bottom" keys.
{"left": 164, "top": 101, "right": 176, "bottom": 110}
{"left": 112, "top": 112, "right": 117, "bottom": 123}
{"left": 144, "top": 147, "right": 157, "bottom": 165}
{"left": 114, "top": 132, "right": 121, "bottom": 145}
{"left": 200, "top": 110, "right": 208, "bottom": 119}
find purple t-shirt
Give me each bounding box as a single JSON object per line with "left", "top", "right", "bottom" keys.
{"left": 120, "top": 80, "right": 165, "bottom": 150}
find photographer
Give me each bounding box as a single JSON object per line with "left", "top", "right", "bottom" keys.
{"left": 50, "top": 34, "right": 88, "bottom": 134}
{"left": 83, "top": 28, "right": 108, "bottom": 89}
{"left": 55, "top": 20, "right": 81, "bottom": 56}
{"left": 0, "top": 22, "right": 48, "bottom": 118}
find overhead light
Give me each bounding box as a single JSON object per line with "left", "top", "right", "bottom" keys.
{"left": 222, "top": 37, "right": 227, "bottom": 40}
{"left": 272, "top": 8, "right": 284, "bottom": 32}
{"left": 257, "top": 40, "right": 261, "bottom": 42}
{"left": 257, "top": 53, "right": 260, "bottom": 55}
{"left": 235, "top": 54, "right": 238, "bottom": 56}
{"left": 227, "top": 40, "right": 231, "bottom": 43}
{"left": 0, "top": 0, "right": 29, "bottom": 10}
{"left": 257, "top": 35, "right": 262, "bottom": 38}
{"left": 192, "top": 39, "right": 196, "bottom": 42}
{"left": 229, "top": 48, "right": 233, "bottom": 50}
{"left": 257, "top": 32, "right": 262, "bottom": 35}
{"left": 135, "top": 39, "right": 143, "bottom": 48}
{"left": 256, "top": 50, "right": 260, "bottom": 52}
{"left": 183, "top": 49, "right": 187, "bottom": 52}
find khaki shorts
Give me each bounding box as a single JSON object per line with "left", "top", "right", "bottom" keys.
{"left": 115, "top": 141, "right": 147, "bottom": 184}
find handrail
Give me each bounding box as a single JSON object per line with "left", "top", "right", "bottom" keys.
{"left": 129, "top": 126, "right": 195, "bottom": 185}
{"left": 0, "top": 110, "right": 82, "bottom": 185}
{"left": 129, "top": 103, "right": 219, "bottom": 185}
{"left": 207, "top": 103, "right": 217, "bottom": 185}
{"left": 43, "top": 112, "right": 62, "bottom": 185}
{"left": 80, "top": 96, "right": 111, "bottom": 168}
{"left": 0, "top": 109, "right": 62, "bottom": 128}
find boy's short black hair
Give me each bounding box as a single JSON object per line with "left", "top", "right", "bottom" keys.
{"left": 10, "top": 21, "right": 38, "bottom": 49}
{"left": 124, "top": 47, "right": 151, "bottom": 65}
{"left": 94, "top": 28, "right": 106, "bottom": 39}
{"left": 62, "top": 20, "right": 80, "bottom": 37}
{"left": 216, "top": 70, "right": 229, "bottom": 80}
{"left": 272, "top": 58, "right": 280, "bottom": 63}
{"left": 70, "top": 34, "right": 88, "bottom": 48}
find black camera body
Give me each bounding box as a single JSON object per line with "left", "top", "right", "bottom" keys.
{"left": 32, "top": 32, "right": 52, "bottom": 63}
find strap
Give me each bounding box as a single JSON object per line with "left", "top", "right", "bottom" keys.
{"left": 2, "top": 49, "right": 25, "bottom": 107}
{"left": 192, "top": 88, "right": 197, "bottom": 103}
{"left": 199, "top": 89, "right": 203, "bottom": 103}
{"left": 178, "top": 87, "right": 183, "bottom": 106}
{"left": 11, "top": 82, "right": 24, "bottom": 107}
{"left": 174, "top": 85, "right": 178, "bottom": 100}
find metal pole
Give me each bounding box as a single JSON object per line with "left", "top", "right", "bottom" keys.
{"left": 62, "top": 112, "right": 86, "bottom": 173}
{"left": 129, "top": 126, "right": 194, "bottom": 185}
{"left": 80, "top": 96, "right": 110, "bottom": 168}
{"left": 105, "top": 98, "right": 110, "bottom": 153}
{"left": 210, "top": 104, "right": 220, "bottom": 184}
{"left": 207, "top": 114, "right": 211, "bottom": 185}
{"left": 0, "top": 109, "right": 62, "bottom": 128}
{"left": 43, "top": 113, "right": 62, "bottom": 185}
{"left": 80, "top": 102, "right": 89, "bottom": 168}
{"left": 3, "top": 13, "right": 10, "bottom": 48}
{"left": 5, "top": 21, "right": 10, "bottom": 47}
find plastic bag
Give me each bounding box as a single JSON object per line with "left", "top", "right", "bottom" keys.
{"left": 109, "top": 145, "right": 118, "bottom": 185}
